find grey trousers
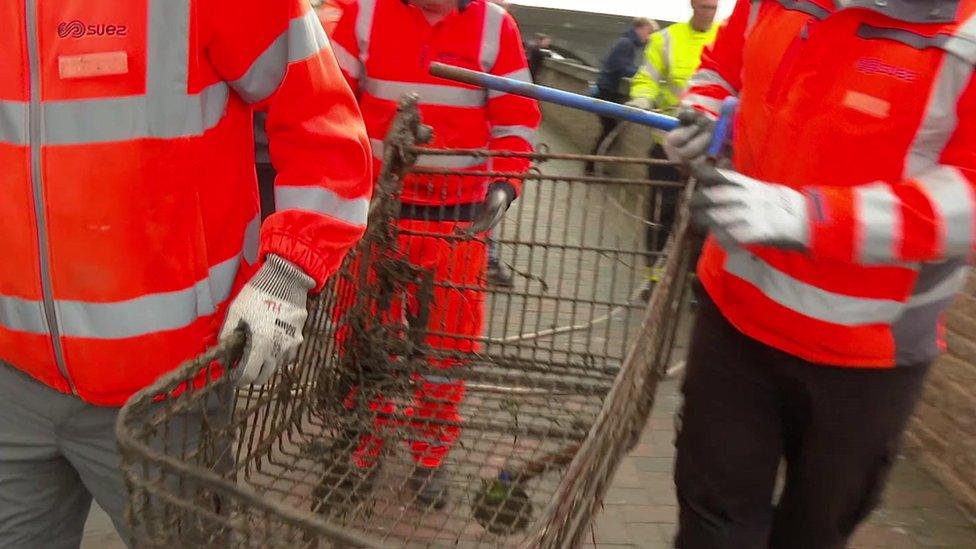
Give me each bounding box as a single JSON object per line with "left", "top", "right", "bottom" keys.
{"left": 0, "top": 364, "right": 131, "bottom": 548}
{"left": 0, "top": 364, "right": 235, "bottom": 548}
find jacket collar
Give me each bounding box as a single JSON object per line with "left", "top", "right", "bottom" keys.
{"left": 835, "top": 0, "right": 960, "bottom": 23}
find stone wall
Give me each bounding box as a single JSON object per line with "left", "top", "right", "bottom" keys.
{"left": 536, "top": 57, "right": 976, "bottom": 517}
{"left": 904, "top": 275, "right": 976, "bottom": 516}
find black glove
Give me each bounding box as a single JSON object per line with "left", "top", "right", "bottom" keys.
{"left": 663, "top": 109, "right": 716, "bottom": 166}
{"left": 466, "top": 181, "right": 516, "bottom": 235}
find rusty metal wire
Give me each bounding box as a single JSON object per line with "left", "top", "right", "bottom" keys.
{"left": 117, "top": 95, "right": 694, "bottom": 548}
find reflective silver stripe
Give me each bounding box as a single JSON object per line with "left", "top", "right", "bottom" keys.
{"left": 682, "top": 93, "right": 723, "bottom": 113}
{"left": 906, "top": 262, "right": 968, "bottom": 309}
{"left": 369, "top": 138, "right": 488, "bottom": 169}
{"left": 362, "top": 78, "right": 486, "bottom": 107}
{"left": 491, "top": 125, "right": 537, "bottom": 146}
{"left": 688, "top": 69, "right": 737, "bottom": 96}
{"left": 501, "top": 67, "right": 532, "bottom": 83}
{"left": 0, "top": 100, "right": 27, "bottom": 145}
{"left": 855, "top": 183, "right": 899, "bottom": 263}
{"left": 941, "top": 9, "right": 976, "bottom": 64}
{"left": 723, "top": 247, "right": 904, "bottom": 326}
{"left": 745, "top": 0, "right": 762, "bottom": 37}
{"left": 369, "top": 137, "right": 384, "bottom": 157}
{"left": 356, "top": 0, "right": 376, "bottom": 64}
{"left": 0, "top": 295, "right": 47, "bottom": 334}
{"left": 916, "top": 167, "right": 975, "bottom": 255}
{"left": 145, "top": 0, "right": 196, "bottom": 138}
{"left": 57, "top": 254, "right": 240, "bottom": 339}
{"left": 480, "top": 2, "right": 506, "bottom": 72}
{"left": 41, "top": 0, "right": 229, "bottom": 145}
{"left": 661, "top": 28, "right": 672, "bottom": 82}
{"left": 905, "top": 14, "right": 975, "bottom": 177}
{"left": 941, "top": 35, "right": 976, "bottom": 65}
{"left": 0, "top": 255, "right": 241, "bottom": 338}
{"left": 331, "top": 40, "right": 362, "bottom": 79}
{"left": 641, "top": 60, "right": 663, "bottom": 82}
{"left": 244, "top": 214, "right": 261, "bottom": 265}
{"left": 488, "top": 68, "right": 532, "bottom": 99}
{"left": 230, "top": 9, "right": 330, "bottom": 104}
{"left": 275, "top": 186, "right": 369, "bottom": 227}
{"left": 656, "top": 28, "right": 685, "bottom": 102}
{"left": 43, "top": 84, "right": 228, "bottom": 145}
{"left": 893, "top": 259, "right": 967, "bottom": 365}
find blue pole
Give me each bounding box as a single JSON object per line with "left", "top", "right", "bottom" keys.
{"left": 707, "top": 97, "right": 739, "bottom": 160}
{"left": 429, "top": 62, "right": 680, "bottom": 132}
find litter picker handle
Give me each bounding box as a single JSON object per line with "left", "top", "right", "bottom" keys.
{"left": 707, "top": 97, "right": 739, "bottom": 161}
{"left": 429, "top": 62, "right": 679, "bottom": 132}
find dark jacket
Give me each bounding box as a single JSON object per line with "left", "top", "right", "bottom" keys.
{"left": 527, "top": 43, "right": 549, "bottom": 81}
{"left": 596, "top": 28, "right": 647, "bottom": 96}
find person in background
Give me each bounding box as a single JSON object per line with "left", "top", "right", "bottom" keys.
{"left": 584, "top": 17, "right": 657, "bottom": 175}
{"left": 630, "top": 0, "right": 718, "bottom": 280}
{"left": 667, "top": 0, "right": 976, "bottom": 545}
{"left": 330, "top": 0, "right": 540, "bottom": 509}
{"left": 526, "top": 33, "right": 552, "bottom": 82}
{"left": 488, "top": 0, "right": 520, "bottom": 288}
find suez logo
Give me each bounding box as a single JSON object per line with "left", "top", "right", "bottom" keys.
{"left": 855, "top": 57, "right": 918, "bottom": 82}
{"left": 57, "top": 20, "right": 128, "bottom": 39}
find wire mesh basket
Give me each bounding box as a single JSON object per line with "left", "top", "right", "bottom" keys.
{"left": 117, "top": 96, "right": 695, "bottom": 548}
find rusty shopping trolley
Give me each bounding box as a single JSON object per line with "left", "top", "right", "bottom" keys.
{"left": 116, "top": 96, "right": 696, "bottom": 548}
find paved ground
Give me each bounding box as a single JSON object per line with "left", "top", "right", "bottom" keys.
{"left": 81, "top": 124, "right": 975, "bottom": 547}
{"left": 82, "top": 375, "right": 976, "bottom": 548}
{"left": 584, "top": 375, "right": 976, "bottom": 548}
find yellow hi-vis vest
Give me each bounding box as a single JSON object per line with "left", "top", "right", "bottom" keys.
{"left": 630, "top": 22, "right": 719, "bottom": 112}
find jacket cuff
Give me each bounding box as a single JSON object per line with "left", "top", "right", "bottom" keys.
{"left": 260, "top": 231, "right": 337, "bottom": 293}
{"left": 252, "top": 254, "right": 315, "bottom": 305}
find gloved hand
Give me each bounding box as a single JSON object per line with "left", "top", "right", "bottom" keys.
{"left": 690, "top": 165, "right": 810, "bottom": 251}
{"left": 467, "top": 181, "right": 516, "bottom": 235}
{"left": 219, "top": 254, "right": 315, "bottom": 386}
{"left": 664, "top": 109, "right": 716, "bottom": 166}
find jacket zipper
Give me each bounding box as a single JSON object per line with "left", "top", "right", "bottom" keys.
{"left": 765, "top": 22, "right": 810, "bottom": 106}
{"left": 25, "top": 0, "right": 74, "bottom": 393}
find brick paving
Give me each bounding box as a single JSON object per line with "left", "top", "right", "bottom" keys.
{"left": 583, "top": 374, "right": 976, "bottom": 549}
{"left": 80, "top": 384, "right": 976, "bottom": 548}
{"left": 82, "top": 124, "right": 975, "bottom": 547}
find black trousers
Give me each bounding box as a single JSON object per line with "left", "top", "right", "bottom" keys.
{"left": 675, "top": 293, "right": 930, "bottom": 549}
{"left": 646, "top": 143, "right": 684, "bottom": 262}
{"left": 256, "top": 162, "right": 277, "bottom": 221}
{"left": 587, "top": 89, "right": 627, "bottom": 162}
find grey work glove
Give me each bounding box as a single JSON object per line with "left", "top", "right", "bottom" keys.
{"left": 219, "top": 254, "right": 314, "bottom": 386}
{"left": 690, "top": 165, "right": 810, "bottom": 251}
{"left": 467, "top": 181, "right": 516, "bottom": 235}
{"left": 663, "top": 109, "right": 716, "bottom": 166}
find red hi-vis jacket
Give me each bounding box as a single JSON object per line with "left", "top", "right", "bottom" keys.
{"left": 331, "top": 0, "right": 541, "bottom": 207}
{"left": 0, "top": 0, "right": 371, "bottom": 405}
{"left": 687, "top": 0, "right": 976, "bottom": 368}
